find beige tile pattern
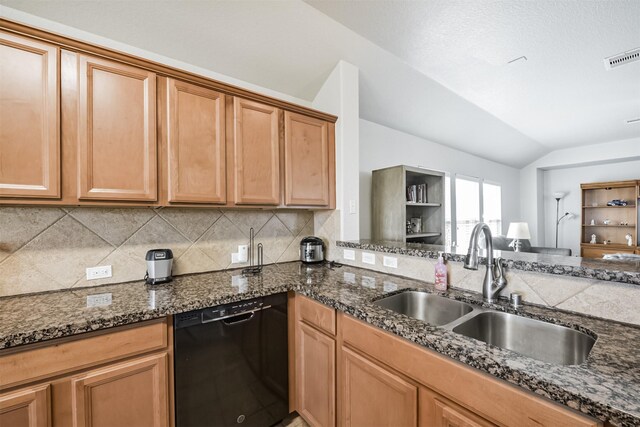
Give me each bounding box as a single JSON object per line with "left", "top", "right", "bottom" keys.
{"left": 0, "top": 207, "right": 65, "bottom": 261}
{"left": 0, "top": 207, "right": 314, "bottom": 297}
{"left": 332, "top": 246, "right": 640, "bottom": 325}
{"left": 69, "top": 208, "right": 155, "bottom": 246}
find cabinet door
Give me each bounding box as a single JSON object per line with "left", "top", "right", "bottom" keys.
{"left": 165, "top": 78, "right": 226, "bottom": 203}
{"left": 296, "top": 322, "right": 336, "bottom": 427}
{"left": 231, "top": 98, "right": 280, "bottom": 205}
{"left": 70, "top": 353, "right": 169, "bottom": 427}
{"left": 0, "top": 384, "right": 51, "bottom": 427}
{"left": 419, "top": 387, "right": 495, "bottom": 427}
{"left": 0, "top": 31, "right": 59, "bottom": 199}
{"left": 340, "top": 347, "right": 417, "bottom": 427}
{"left": 78, "top": 54, "right": 157, "bottom": 201}
{"left": 284, "top": 112, "right": 331, "bottom": 206}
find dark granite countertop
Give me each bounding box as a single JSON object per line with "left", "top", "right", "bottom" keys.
{"left": 1, "top": 262, "right": 639, "bottom": 426}
{"left": 337, "top": 240, "right": 640, "bottom": 286}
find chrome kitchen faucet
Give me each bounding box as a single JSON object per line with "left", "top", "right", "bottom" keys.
{"left": 463, "top": 223, "right": 507, "bottom": 303}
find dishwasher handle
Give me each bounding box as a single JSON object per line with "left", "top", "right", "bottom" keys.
{"left": 202, "top": 305, "right": 271, "bottom": 324}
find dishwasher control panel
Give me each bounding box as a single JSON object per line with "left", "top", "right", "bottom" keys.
{"left": 202, "top": 299, "right": 264, "bottom": 322}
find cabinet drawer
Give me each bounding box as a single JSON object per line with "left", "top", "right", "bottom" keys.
{"left": 0, "top": 318, "right": 168, "bottom": 390}
{"left": 296, "top": 295, "right": 336, "bottom": 336}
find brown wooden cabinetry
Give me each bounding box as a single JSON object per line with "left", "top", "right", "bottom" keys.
{"left": 580, "top": 180, "right": 639, "bottom": 258}
{"left": 69, "top": 353, "right": 169, "bottom": 427}
{"left": 161, "top": 77, "right": 226, "bottom": 204}
{"left": 0, "top": 22, "right": 337, "bottom": 209}
{"left": 340, "top": 347, "right": 417, "bottom": 427}
{"left": 77, "top": 54, "right": 157, "bottom": 201}
{"left": 0, "top": 384, "right": 51, "bottom": 427}
{"left": 284, "top": 112, "right": 334, "bottom": 207}
{"left": 292, "top": 295, "right": 600, "bottom": 427}
{"left": 229, "top": 98, "right": 281, "bottom": 205}
{"left": 294, "top": 295, "right": 336, "bottom": 427}
{"left": 0, "top": 318, "right": 171, "bottom": 427}
{"left": 0, "top": 31, "right": 60, "bottom": 199}
{"left": 420, "top": 387, "right": 494, "bottom": 427}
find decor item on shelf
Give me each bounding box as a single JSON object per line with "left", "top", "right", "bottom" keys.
{"left": 626, "top": 234, "right": 634, "bottom": 246}
{"left": 417, "top": 183, "right": 427, "bottom": 203}
{"left": 410, "top": 217, "right": 422, "bottom": 234}
{"left": 607, "top": 199, "right": 628, "bottom": 206}
{"left": 590, "top": 234, "right": 597, "bottom": 244}
{"left": 407, "top": 185, "right": 417, "bottom": 202}
{"left": 603, "top": 219, "right": 611, "bottom": 225}
{"left": 507, "top": 222, "right": 531, "bottom": 252}
{"left": 603, "top": 240, "right": 611, "bottom": 245}
{"left": 590, "top": 219, "right": 596, "bottom": 225}
{"left": 553, "top": 192, "right": 571, "bottom": 248}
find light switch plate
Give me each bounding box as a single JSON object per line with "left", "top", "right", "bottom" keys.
{"left": 362, "top": 252, "right": 375, "bottom": 265}
{"left": 86, "top": 265, "right": 112, "bottom": 280}
{"left": 383, "top": 256, "right": 398, "bottom": 268}
{"left": 343, "top": 249, "right": 356, "bottom": 260}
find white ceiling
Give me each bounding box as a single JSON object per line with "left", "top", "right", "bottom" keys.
{"left": 2, "top": 1, "right": 637, "bottom": 168}
{"left": 307, "top": 0, "right": 640, "bottom": 151}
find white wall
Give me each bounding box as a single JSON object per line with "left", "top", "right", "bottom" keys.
{"left": 543, "top": 159, "right": 640, "bottom": 255}
{"left": 312, "top": 61, "right": 360, "bottom": 241}
{"left": 521, "top": 137, "right": 640, "bottom": 245}
{"left": 359, "top": 119, "right": 521, "bottom": 239}
{"left": 0, "top": 6, "right": 311, "bottom": 107}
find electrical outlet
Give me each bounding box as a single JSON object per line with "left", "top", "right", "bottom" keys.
{"left": 86, "top": 265, "right": 112, "bottom": 280}
{"left": 343, "top": 272, "right": 356, "bottom": 283}
{"left": 343, "top": 249, "right": 355, "bottom": 260}
{"left": 237, "top": 245, "right": 248, "bottom": 262}
{"left": 383, "top": 256, "right": 398, "bottom": 268}
{"left": 362, "top": 252, "right": 375, "bottom": 265}
{"left": 86, "top": 293, "right": 112, "bottom": 307}
{"left": 232, "top": 245, "right": 249, "bottom": 264}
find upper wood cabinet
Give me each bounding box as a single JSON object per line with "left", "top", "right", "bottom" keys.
{"left": 77, "top": 54, "right": 157, "bottom": 201}
{"left": 0, "top": 384, "right": 51, "bottom": 427}
{"left": 229, "top": 98, "right": 281, "bottom": 205}
{"left": 0, "top": 31, "right": 60, "bottom": 199}
{"left": 284, "top": 112, "right": 333, "bottom": 207}
{"left": 163, "top": 78, "right": 226, "bottom": 204}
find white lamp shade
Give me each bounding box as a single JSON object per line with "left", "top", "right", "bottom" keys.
{"left": 507, "top": 222, "right": 531, "bottom": 239}
{"left": 553, "top": 191, "right": 566, "bottom": 199}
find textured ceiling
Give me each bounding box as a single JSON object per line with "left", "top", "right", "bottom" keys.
{"left": 307, "top": 0, "right": 640, "bottom": 151}
{"left": 6, "top": 1, "right": 629, "bottom": 167}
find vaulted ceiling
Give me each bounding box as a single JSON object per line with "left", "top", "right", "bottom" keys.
{"left": 2, "top": 0, "right": 638, "bottom": 168}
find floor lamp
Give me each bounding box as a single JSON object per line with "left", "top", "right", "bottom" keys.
{"left": 554, "top": 192, "right": 570, "bottom": 248}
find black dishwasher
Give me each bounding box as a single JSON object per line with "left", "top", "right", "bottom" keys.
{"left": 174, "top": 293, "right": 289, "bottom": 427}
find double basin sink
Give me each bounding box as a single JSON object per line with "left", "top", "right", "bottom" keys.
{"left": 373, "top": 291, "right": 596, "bottom": 366}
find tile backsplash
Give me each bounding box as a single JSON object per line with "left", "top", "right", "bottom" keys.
{"left": 334, "top": 247, "right": 640, "bottom": 326}
{"left": 0, "top": 207, "right": 313, "bottom": 297}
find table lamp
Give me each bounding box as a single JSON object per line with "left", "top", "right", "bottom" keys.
{"left": 507, "top": 222, "right": 531, "bottom": 252}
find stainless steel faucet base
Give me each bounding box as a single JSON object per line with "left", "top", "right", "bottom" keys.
{"left": 464, "top": 223, "right": 507, "bottom": 303}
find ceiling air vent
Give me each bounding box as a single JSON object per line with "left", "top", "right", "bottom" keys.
{"left": 604, "top": 48, "right": 640, "bottom": 70}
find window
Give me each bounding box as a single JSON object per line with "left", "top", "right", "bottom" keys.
{"left": 450, "top": 175, "right": 503, "bottom": 249}
{"left": 483, "top": 182, "right": 502, "bottom": 237}
{"left": 455, "top": 177, "right": 480, "bottom": 250}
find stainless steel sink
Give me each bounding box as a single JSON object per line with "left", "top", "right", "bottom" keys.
{"left": 452, "top": 311, "right": 596, "bottom": 365}
{"left": 374, "top": 291, "right": 474, "bottom": 326}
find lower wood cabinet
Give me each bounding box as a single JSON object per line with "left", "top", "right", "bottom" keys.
{"left": 295, "top": 307, "right": 336, "bottom": 427}
{"left": 0, "top": 384, "right": 51, "bottom": 427}
{"left": 70, "top": 353, "right": 169, "bottom": 427}
{"left": 340, "top": 347, "right": 417, "bottom": 427}
{"left": 0, "top": 318, "right": 171, "bottom": 427}
{"left": 420, "top": 387, "right": 494, "bottom": 427}
{"left": 293, "top": 296, "right": 601, "bottom": 427}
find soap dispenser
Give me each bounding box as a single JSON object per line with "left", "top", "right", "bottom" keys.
{"left": 434, "top": 251, "right": 448, "bottom": 291}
